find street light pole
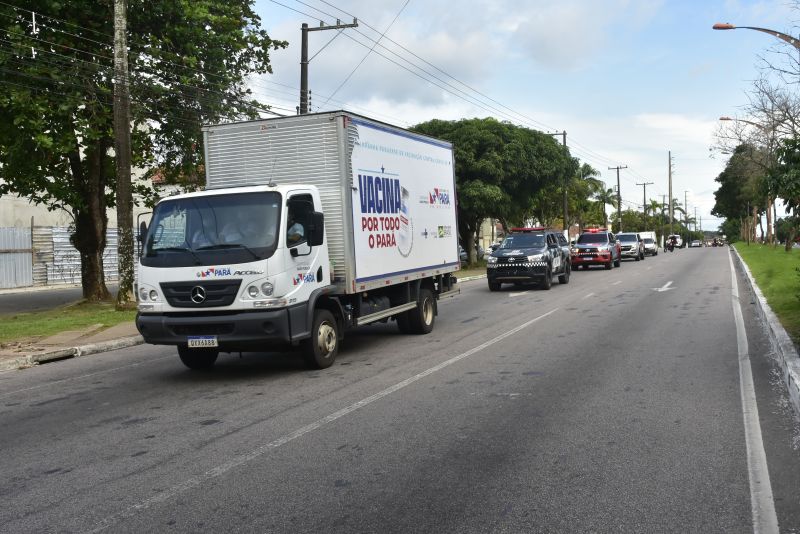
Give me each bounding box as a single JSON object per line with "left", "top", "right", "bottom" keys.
{"left": 713, "top": 23, "right": 800, "bottom": 50}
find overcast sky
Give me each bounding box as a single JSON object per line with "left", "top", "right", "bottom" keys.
{"left": 251, "top": 0, "right": 797, "bottom": 231}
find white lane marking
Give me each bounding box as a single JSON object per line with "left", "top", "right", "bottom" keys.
{"left": 646, "top": 266, "right": 652, "bottom": 271}
{"left": 87, "top": 308, "right": 560, "bottom": 533}
{"left": 652, "top": 281, "right": 674, "bottom": 292}
{"left": 728, "top": 250, "right": 779, "bottom": 533}
{"left": 581, "top": 292, "right": 595, "bottom": 300}
{"left": 612, "top": 281, "right": 622, "bottom": 286}
{"left": 0, "top": 355, "right": 174, "bottom": 400}
{"left": 509, "top": 292, "right": 528, "bottom": 298}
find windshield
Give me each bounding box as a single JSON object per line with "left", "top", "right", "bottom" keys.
{"left": 141, "top": 191, "right": 281, "bottom": 267}
{"left": 499, "top": 233, "right": 545, "bottom": 249}
{"left": 643, "top": 238, "right": 654, "bottom": 244}
{"left": 618, "top": 234, "right": 638, "bottom": 242}
{"left": 577, "top": 233, "right": 608, "bottom": 244}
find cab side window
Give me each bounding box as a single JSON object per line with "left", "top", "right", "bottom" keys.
{"left": 286, "top": 194, "right": 313, "bottom": 247}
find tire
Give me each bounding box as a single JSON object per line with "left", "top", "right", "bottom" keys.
{"left": 605, "top": 259, "right": 612, "bottom": 270}
{"left": 558, "top": 261, "right": 570, "bottom": 284}
{"left": 177, "top": 346, "right": 218, "bottom": 370}
{"left": 406, "top": 288, "right": 436, "bottom": 334}
{"left": 488, "top": 280, "right": 501, "bottom": 292}
{"left": 302, "top": 309, "right": 339, "bottom": 369}
{"left": 634, "top": 253, "right": 640, "bottom": 261}
{"left": 396, "top": 312, "right": 412, "bottom": 334}
{"left": 541, "top": 265, "right": 552, "bottom": 289}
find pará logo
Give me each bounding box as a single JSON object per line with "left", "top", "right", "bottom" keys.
{"left": 429, "top": 188, "right": 451, "bottom": 206}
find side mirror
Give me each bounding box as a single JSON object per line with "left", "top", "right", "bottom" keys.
{"left": 308, "top": 211, "right": 324, "bottom": 247}
{"left": 138, "top": 220, "right": 148, "bottom": 244}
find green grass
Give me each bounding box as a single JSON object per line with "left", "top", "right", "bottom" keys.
{"left": 0, "top": 302, "right": 136, "bottom": 344}
{"left": 455, "top": 260, "right": 487, "bottom": 279}
{"left": 735, "top": 243, "right": 800, "bottom": 343}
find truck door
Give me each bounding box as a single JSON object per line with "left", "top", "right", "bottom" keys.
{"left": 284, "top": 193, "right": 324, "bottom": 299}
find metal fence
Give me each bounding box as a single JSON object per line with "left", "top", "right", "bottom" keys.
{"left": 0, "top": 227, "right": 33, "bottom": 289}
{"left": 0, "top": 226, "right": 121, "bottom": 289}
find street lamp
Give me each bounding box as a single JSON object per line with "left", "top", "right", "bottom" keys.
{"left": 713, "top": 22, "right": 800, "bottom": 50}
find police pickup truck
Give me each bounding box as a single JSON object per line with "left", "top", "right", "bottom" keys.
{"left": 486, "top": 228, "right": 571, "bottom": 291}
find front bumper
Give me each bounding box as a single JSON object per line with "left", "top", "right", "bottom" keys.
{"left": 571, "top": 252, "right": 612, "bottom": 265}
{"left": 487, "top": 262, "right": 548, "bottom": 282}
{"left": 136, "top": 309, "right": 292, "bottom": 350}
{"left": 620, "top": 248, "right": 640, "bottom": 258}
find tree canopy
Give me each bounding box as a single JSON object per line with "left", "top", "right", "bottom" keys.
{"left": 0, "top": 0, "right": 285, "bottom": 299}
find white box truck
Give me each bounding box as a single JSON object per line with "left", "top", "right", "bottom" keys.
{"left": 135, "top": 111, "right": 460, "bottom": 370}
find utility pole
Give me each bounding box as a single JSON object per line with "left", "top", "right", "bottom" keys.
{"left": 113, "top": 0, "right": 134, "bottom": 308}
{"left": 668, "top": 152, "right": 674, "bottom": 236}
{"left": 684, "top": 190, "right": 689, "bottom": 245}
{"left": 300, "top": 19, "right": 358, "bottom": 114}
{"left": 549, "top": 131, "right": 568, "bottom": 237}
{"left": 608, "top": 165, "right": 627, "bottom": 232}
{"left": 636, "top": 181, "right": 654, "bottom": 230}
{"left": 661, "top": 194, "right": 667, "bottom": 246}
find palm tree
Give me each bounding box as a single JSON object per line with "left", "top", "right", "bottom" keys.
{"left": 593, "top": 186, "right": 618, "bottom": 228}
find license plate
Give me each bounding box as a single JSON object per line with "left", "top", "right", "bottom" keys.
{"left": 188, "top": 336, "right": 218, "bottom": 348}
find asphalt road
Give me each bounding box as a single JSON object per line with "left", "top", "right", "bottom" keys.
{"left": 1, "top": 248, "right": 799, "bottom": 533}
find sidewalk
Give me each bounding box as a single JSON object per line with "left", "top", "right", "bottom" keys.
{"left": 0, "top": 321, "right": 142, "bottom": 372}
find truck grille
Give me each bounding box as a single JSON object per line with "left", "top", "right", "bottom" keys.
{"left": 160, "top": 280, "right": 242, "bottom": 308}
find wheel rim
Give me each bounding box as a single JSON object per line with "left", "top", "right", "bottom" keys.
{"left": 317, "top": 321, "right": 337, "bottom": 358}
{"left": 422, "top": 298, "right": 434, "bottom": 326}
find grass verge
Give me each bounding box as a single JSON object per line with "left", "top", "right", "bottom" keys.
{"left": 455, "top": 260, "right": 487, "bottom": 279}
{"left": 735, "top": 243, "right": 800, "bottom": 344}
{"left": 0, "top": 301, "right": 136, "bottom": 344}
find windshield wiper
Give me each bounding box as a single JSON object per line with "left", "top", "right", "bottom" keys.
{"left": 195, "top": 243, "right": 260, "bottom": 261}
{"left": 154, "top": 246, "right": 202, "bottom": 265}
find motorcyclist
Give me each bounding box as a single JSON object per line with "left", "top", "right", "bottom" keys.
{"left": 667, "top": 235, "right": 677, "bottom": 252}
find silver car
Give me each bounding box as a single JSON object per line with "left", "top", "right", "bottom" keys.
{"left": 616, "top": 232, "right": 645, "bottom": 261}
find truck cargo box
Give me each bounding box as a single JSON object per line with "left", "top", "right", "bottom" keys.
{"left": 202, "top": 111, "right": 459, "bottom": 294}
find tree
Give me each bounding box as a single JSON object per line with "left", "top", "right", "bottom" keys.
{"left": 711, "top": 144, "right": 765, "bottom": 244}
{"left": 0, "top": 1, "right": 285, "bottom": 300}
{"left": 412, "top": 118, "right": 574, "bottom": 262}
{"left": 775, "top": 136, "right": 800, "bottom": 250}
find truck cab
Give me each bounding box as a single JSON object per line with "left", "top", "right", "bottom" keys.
{"left": 136, "top": 185, "right": 331, "bottom": 369}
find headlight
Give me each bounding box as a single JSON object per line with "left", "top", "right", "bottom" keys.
{"left": 527, "top": 254, "right": 543, "bottom": 262}
{"left": 247, "top": 285, "right": 259, "bottom": 298}
{"left": 138, "top": 286, "right": 159, "bottom": 302}
{"left": 261, "top": 282, "right": 274, "bottom": 296}
{"left": 487, "top": 256, "right": 497, "bottom": 264}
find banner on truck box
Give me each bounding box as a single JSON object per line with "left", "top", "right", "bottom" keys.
{"left": 350, "top": 119, "right": 459, "bottom": 281}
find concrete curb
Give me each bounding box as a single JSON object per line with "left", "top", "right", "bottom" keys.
{"left": 457, "top": 274, "right": 487, "bottom": 282}
{"left": 0, "top": 335, "right": 144, "bottom": 372}
{"left": 732, "top": 247, "right": 800, "bottom": 416}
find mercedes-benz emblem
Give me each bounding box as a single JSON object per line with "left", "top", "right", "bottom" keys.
{"left": 190, "top": 286, "right": 206, "bottom": 304}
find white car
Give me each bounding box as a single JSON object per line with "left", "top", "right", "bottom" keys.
{"left": 690, "top": 240, "right": 702, "bottom": 248}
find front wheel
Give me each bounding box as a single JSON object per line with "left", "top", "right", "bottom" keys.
{"left": 488, "top": 280, "right": 501, "bottom": 292}
{"left": 541, "top": 265, "right": 552, "bottom": 290}
{"left": 302, "top": 309, "right": 339, "bottom": 369}
{"left": 177, "top": 346, "right": 219, "bottom": 370}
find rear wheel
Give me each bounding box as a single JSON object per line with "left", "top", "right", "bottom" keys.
{"left": 558, "top": 261, "right": 570, "bottom": 284}
{"left": 177, "top": 346, "right": 219, "bottom": 370}
{"left": 302, "top": 309, "right": 339, "bottom": 369}
{"left": 406, "top": 288, "right": 436, "bottom": 334}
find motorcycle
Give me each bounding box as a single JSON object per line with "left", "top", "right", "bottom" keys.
{"left": 666, "top": 241, "right": 675, "bottom": 252}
